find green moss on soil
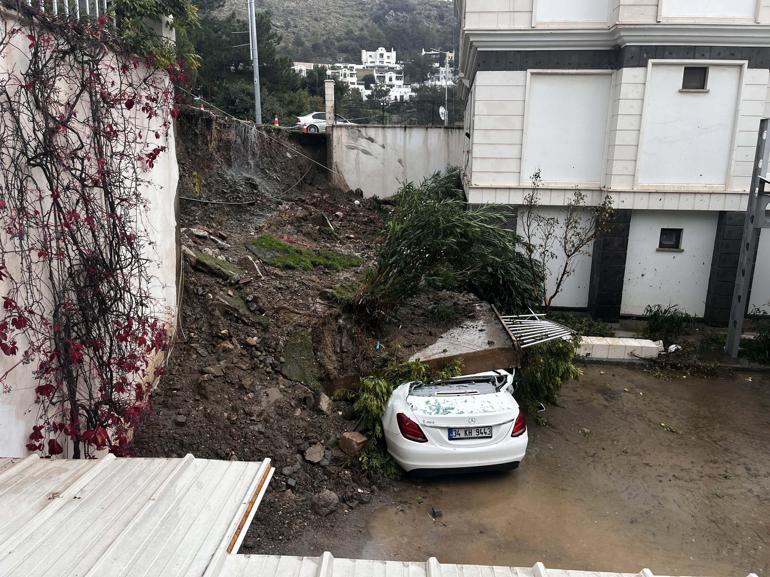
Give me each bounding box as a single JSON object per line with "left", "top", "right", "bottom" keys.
{"left": 248, "top": 234, "right": 362, "bottom": 271}
{"left": 192, "top": 249, "right": 243, "bottom": 279}
{"left": 281, "top": 330, "right": 320, "bottom": 389}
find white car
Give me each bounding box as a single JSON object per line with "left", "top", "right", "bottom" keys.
{"left": 296, "top": 112, "right": 355, "bottom": 133}
{"left": 382, "top": 369, "right": 528, "bottom": 473}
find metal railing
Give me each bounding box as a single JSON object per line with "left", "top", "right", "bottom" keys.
{"left": 11, "top": 0, "right": 108, "bottom": 19}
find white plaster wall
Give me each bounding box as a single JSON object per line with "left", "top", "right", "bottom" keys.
{"left": 462, "top": 0, "right": 770, "bottom": 28}
{"left": 331, "top": 125, "right": 463, "bottom": 198}
{"left": 637, "top": 63, "right": 742, "bottom": 187}
{"left": 0, "top": 13, "right": 178, "bottom": 458}
{"left": 749, "top": 229, "right": 770, "bottom": 314}
{"left": 535, "top": 0, "right": 610, "bottom": 24}
{"left": 522, "top": 72, "right": 612, "bottom": 186}
{"left": 621, "top": 211, "right": 718, "bottom": 316}
{"left": 516, "top": 207, "right": 594, "bottom": 309}
{"left": 659, "top": 0, "right": 756, "bottom": 20}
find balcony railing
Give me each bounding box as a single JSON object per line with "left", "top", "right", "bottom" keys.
{"left": 5, "top": 0, "right": 108, "bottom": 20}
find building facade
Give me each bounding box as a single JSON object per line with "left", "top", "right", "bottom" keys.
{"left": 456, "top": 0, "right": 770, "bottom": 322}
{"left": 362, "top": 47, "right": 398, "bottom": 67}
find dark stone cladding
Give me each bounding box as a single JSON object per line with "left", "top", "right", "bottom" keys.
{"left": 476, "top": 46, "right": 770, "bottom": 71}
{"left": 703, "top": 212, "right": 756, "bottom": 326}
{"left": 587, "top": 210, "right": 632, "bottom": 322}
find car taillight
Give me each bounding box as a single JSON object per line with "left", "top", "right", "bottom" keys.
{"left": 397, "top": 413, "right": 428, "bottom": 443}
{"left": 512, "top": 411, "right": 526, "bottom": 437}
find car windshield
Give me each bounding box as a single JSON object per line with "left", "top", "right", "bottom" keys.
{"left": 409, "top": 378, "right": 498, "bottom": 397}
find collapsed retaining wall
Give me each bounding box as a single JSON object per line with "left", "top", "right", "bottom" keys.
{"left": 330, "top": 125, "right": 463, "bottom": 198}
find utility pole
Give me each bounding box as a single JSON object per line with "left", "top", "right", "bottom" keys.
{"left": 725, "top": 117, "right": 770, "bottom": 357}
{"left": 246, "top": 0, "right": 262, "bottom": 125}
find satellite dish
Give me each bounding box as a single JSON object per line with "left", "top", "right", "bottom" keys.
{"left": 439, "top": 106, "right": 447, "bottom": 121}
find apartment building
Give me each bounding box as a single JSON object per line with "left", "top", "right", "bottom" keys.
{"left": 456, "top": 0, "right": 770, "bottom": 322}
{"left": 362, "top": 47, "right": 398, "bottom": 67}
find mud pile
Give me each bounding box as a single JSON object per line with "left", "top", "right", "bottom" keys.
{"left": 132, "top": 108, "right": 475, "bottom": 551}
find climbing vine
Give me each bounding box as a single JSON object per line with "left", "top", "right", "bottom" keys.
{"left": 0, "top": 9, "right": 179, "bottom": 457}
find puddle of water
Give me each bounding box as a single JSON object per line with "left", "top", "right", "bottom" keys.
{"left": 363, "top": 464, "right": 738, "bottom": 576}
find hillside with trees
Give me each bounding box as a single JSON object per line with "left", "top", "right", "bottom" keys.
{"left": 196, "top": 0, "right": 457, "bottom": 62}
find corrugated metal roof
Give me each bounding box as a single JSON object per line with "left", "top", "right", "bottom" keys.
{"left": 0, "top": 457, "right": 753, "bottom": 577}
{"left": 221, "top": 553, "right": 734, "bottom": 577}
{"left": 0, "top": 454, "right": 273, "bottom": 577}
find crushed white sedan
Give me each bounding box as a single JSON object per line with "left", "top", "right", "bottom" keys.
{"left": 382, "top": 370, "right": 527, "bottom": 473}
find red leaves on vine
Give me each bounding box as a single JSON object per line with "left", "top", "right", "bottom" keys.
{"left": 47, "top": 438, "right": 64, "bottom": 455}
{"left": 2, "top": 16, "right": 175, "bottom": 459}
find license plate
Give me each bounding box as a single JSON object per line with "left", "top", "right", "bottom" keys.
{"left": 448, "top": 426, "right": 493, "bottom": 440}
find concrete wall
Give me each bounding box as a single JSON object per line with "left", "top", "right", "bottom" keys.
{"left": 659, "top": 0, "right": 756, "bottom": 20}
{"left": 750, "top": 229, "right": 770, "bottom": 313}
{"left": 535, "top": 0, "right": 610, "bottom": 24}
{"left": 621, "top": 211, "right": 719, "bottom": 316}
{"left": 516, "top": 207, "right": 595, "bottom": 308}
{"left": 330, "top": 125, "right": 463, "bottom": 198}
{"left": 462, "top": 0, "right": 770, "bottom": 28}
{"left": 466, "top": 64, "right": 770, "bottom": 210}
{"left": 522, "top": 72, "right": 613, "bottom": 185}
{"left": 637, "top": 63, "right": 743, "bottom": 187}
{"left": 0, "top": 12, "right": 178, "bottom": 458}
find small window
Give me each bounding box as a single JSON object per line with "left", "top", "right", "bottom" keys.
{"left": 312, "top": 113, "right": 325, "bottom": 120}
{"left": 681, "top": 66, "right": 708, "bottom": 91}
{"left": 658, "top": 228, "right": 683, "bottom": 250}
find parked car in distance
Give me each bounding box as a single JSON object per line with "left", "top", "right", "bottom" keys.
{"left": 382, "top": 369, "right": 527, "bottom": 474}
{"left": 295, "top": 112, "right": 355, "bottom": 133}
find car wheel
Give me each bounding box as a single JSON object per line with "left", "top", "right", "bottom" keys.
{"left": 307, "top": 124, "right": 319, "bottom": 133}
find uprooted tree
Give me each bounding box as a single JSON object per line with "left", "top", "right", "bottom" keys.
{"left": 0, "top": 6, "right": 192, "bottom": 457}
{"left": 519, "top": 170, "right": 614, "bottom": 312}
{"left": 355, "top": 169, "right": 542, "bottom": 316}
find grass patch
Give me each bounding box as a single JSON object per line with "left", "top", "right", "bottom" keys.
{"left": 248, "top": 234, "right": 362, "bottom": 270}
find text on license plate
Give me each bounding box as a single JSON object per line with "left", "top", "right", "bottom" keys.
{"left": 448, "top": 426, "right": 493, "bottom": 440}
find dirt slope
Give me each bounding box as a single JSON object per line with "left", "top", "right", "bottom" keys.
{"left": 132, "top": 108, "right": 474, "bottom": 549}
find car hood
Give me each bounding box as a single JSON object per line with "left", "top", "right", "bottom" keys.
{"left": 406, "top": 391, "right": 518, "bottom": 428}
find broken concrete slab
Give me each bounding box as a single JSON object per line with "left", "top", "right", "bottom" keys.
{"left": 409, "top": 302, "right": 519, "bottom": 372}
{"left": 578, "top": 336, "right": 663, "bottom": 360}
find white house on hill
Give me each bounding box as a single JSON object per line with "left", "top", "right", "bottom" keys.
{"left": 456, "top": 0, "right": 770, "bottom": 322}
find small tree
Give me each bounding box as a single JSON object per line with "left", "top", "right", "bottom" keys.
{"left": 520, "top": 171, "right": 614, "bottom": 311}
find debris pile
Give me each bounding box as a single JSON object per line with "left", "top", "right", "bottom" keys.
{"left": 132, "top": 109, "right": 478, "bottom": 551}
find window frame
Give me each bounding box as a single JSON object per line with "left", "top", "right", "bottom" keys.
{"left": 657, "top": 228, "right": 684, "bottom": 251}
{"left": 680, "top": 66, "right": 710, "bottom": 92}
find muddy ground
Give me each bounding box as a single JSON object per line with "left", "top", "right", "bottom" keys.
{"left": 134, "top": 110, "right": 769, "bottom": 576}
{"left": 260, "top": 365, "right": 770, "bottom": 577}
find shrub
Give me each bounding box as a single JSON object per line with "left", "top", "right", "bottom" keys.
{"left": 644, "top": 304, "right": 692, "bottom": 346}
{"left": 741, "top": 325, "right": 770, "bottom": 364}
{"left": 356, "top": 170, "right": 541, "bottom": 315}
{"left": 349, "top": 358, "right": 463, "bottom": 478}
{"left": 518, "top": 337, "right": 582, "bottom": 414}
{"left": 548, "top": 312, "right": 614, "bottom": 337}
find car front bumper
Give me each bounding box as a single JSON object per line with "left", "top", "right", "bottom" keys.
{"left": 386, "top": 431, "right": 528, "bottom": 473}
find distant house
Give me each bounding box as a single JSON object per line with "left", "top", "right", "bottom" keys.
{"left": 362, "top": 47, "right": 398, "bottom": 68}
{"left": 456, "top": 0, "right": 770, "bottom": 322}
{"left": 291, "top": 62, "right": 321, "bottom": 77}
